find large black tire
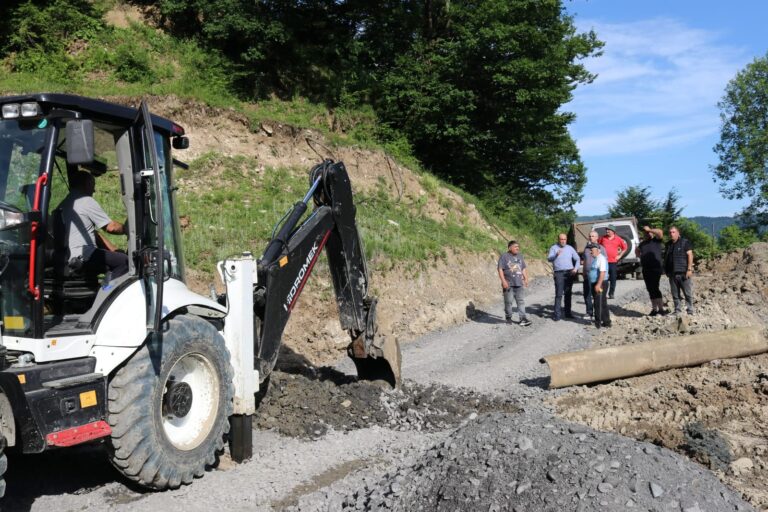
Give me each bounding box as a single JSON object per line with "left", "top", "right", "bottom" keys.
{"left": 0, "top": 433, "right": 6, "bottom": 499}
{"left": 107, "top": 314, "right": 234, "bottom": 490}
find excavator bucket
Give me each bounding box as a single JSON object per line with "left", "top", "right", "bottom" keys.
{"left": 349, "top": 335, "right": 402, "bottom": 388}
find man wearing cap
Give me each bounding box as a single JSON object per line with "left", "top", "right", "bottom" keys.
{"left": 582, "top": 230, "right": 606, "bottom": 318}
{"left": 598, "top": 225, "right": 627, "bottom": 299}
{"left": 547, "top": 233, "right": 580, "bottom": 321}
{"left": 586, "top": 243, "right": 611, "bottom": 328}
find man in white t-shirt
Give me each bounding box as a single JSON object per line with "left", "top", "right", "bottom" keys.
{"left": 587, "top": 243, "right": 611, "bottom": 328}
{"left": 58, "top": 171, "right": 129, "bottom": 278}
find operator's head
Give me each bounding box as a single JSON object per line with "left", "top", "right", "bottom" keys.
{"left": 70, "top": 170, "right": 95, "bottom": 196}
{"left": 508, "top": 240, "right": 520, "bottom": 254}
{"left": 589, "top": 230, "right": 599, "bottom": 243}
{"left": 669, "top": 226, "right": 680, "bottom": 242}
{"left": 558, "top": 233, "right": 567, "bottom": 247}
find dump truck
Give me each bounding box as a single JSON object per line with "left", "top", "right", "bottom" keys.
{"left": 568, "top": 217, "right": 642, "bottom": 279}
{"left": 0, "top": 93, "right": 401, "bottom": 497}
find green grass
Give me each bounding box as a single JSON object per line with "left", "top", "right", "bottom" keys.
{"left": 170, "top": 155, "right": 502, "bottom": 276}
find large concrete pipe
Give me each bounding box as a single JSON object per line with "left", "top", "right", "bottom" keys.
{"left": 541, "top": 327, "right": 768, "bottom": 389}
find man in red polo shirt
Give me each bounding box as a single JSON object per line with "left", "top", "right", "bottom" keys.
{"left": 598, "top": 224, "right": 627, "bottom": 299}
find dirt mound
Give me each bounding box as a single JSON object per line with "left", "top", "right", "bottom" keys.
{"left": 254, "top": 370, "right": 518, "bottom": 438}
{"left": 551, "top": 242, "right": 768, "bottom": 509}
{"left": 338, "top": 412, "right": 752, "bottom": 512}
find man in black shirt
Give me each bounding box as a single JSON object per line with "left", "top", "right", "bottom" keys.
{"left": 637, "top": 225, "right": 667, "bottom": 316}
{"left": 664, "top": 226, "right": 694, "bottom": 315}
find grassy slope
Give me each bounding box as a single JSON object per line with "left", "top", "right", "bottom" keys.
{"left": 1, "top": 10, "right": 547, "bottom": 279}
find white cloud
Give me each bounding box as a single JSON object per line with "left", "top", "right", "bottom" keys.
{"left": 569, "top": 18, "right": 749, "bottom": 156}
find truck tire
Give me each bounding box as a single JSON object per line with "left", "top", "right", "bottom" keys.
{"left": 107, "top": 314, "right": 234, "bottom": 490}
{"left": 0, "top": 433, "right": 6, "bottom": 498}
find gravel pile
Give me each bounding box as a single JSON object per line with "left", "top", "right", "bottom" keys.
{"left": 340, "top": 412, "right": 753, "bottom": 512}
{"left": 255, "top": 370, "right": 519, "bottom": 438}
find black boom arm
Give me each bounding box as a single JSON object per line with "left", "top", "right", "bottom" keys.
{"left": 254, "top": 161, "right": 382, "bottom": 379}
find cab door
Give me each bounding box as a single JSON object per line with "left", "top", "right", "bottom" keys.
{"left": 132, "top": 101, "right": 164, "bottom": 334}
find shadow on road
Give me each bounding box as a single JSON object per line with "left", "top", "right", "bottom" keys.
{"left": 4, "top": 443, "right": 145, "bottom": 512}
{"left": 520, "top": 376, "right": 550, "bottom": 390}
{"left": 609, "top": 304, "right": 645, "bottom": 318}
{"left": 465, "top": 304, "right": 507, "bottom": 325}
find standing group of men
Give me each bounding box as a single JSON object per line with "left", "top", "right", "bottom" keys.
{"left": 496, "top": 224, "right": 695, "bottom": 329}
{"left": 545, "top": 226, "right": 624, "bottom": 327}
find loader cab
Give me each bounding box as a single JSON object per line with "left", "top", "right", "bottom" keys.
{"left": 0, "top": 94, "right": 186, "bottom": 340}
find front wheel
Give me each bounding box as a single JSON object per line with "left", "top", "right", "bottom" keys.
{"left": 107, "top": 314, "right": 234, "bottom": 489}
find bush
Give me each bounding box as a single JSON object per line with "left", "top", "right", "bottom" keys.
{"left": 718, "top": 225, "right": 758, "bottom": 253}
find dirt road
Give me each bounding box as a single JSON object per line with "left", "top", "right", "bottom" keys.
{"left": 6, "top": 277, "right": 750, "bottom": 512}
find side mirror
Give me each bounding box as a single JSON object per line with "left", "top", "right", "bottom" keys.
{"left": 172, "top": 136, "right": 189, "bottom": 150}
{"left": 66, "top": 119, "right": 95, "bottom": 165}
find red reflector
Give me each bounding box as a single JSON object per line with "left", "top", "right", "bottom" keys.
{"left": 46, "top": 420, "right": 111, "bottom": 447}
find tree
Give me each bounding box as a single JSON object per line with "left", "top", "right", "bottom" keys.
{"left": 656, "top": 188, "right": 684, "bottom": 230}
{"left": 718, "top": 225, "right": 758, "bottom": 253}
{"left": 675, "top": 217, "right": 715, "bottom": 261}
{"left": 607, "top": 185, "right": 659, "bottom": 225}
{"left": 374, "top": 0, "right": 601, "bottom": 214}
{"left": 712, "top": 53, "right": 768, "bottom": 228}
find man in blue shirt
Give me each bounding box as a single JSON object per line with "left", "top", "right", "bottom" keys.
{"left": 547, "top": 233, "right": 580, "bottom": 321}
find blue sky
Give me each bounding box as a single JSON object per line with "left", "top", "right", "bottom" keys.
{"left": 565, "top": 0, "right": 768, "bottom": 217}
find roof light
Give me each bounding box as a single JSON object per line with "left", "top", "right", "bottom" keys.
{"left": 21, "top": 102, "right": 41, "bottom": 117}
{"left": 2, "top": 104, "right": 20, "bottom": 119}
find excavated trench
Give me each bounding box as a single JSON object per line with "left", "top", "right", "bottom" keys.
{"left": 254, "top": 369, "right": 520, "bottom": 438}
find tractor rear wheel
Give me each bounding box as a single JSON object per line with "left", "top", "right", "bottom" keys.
{"left": 107, "top": 314, "right": 234, "bottom": 489}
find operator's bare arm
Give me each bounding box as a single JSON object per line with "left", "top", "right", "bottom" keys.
{"left": 522, "top": 268, "right": 529, "bottom": 288}
{"left": 104, "top": 220, "right": 125, "bottom": 235}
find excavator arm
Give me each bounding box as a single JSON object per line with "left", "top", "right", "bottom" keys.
{"left": 254, "top": 160, "right": 401, "bottom": 387}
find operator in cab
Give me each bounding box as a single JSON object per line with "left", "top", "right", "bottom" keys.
{"left": 58, "top": 170, "right": 129, "bottom": 278}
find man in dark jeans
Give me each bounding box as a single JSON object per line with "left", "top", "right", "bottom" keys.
{"left": 547, "top": 233, "right": 580, "bottom": 321}
{"left": 582, "top": 230, "right": 606, "bottom": 318}
{"left": 664, "top": 225, "right": 694, "bottom": 315}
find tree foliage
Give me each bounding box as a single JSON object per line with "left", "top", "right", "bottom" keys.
{"left": 608, "top": 185, "right": 685, "bottom": 230}
{"left": 608, "top": 185, "right": 659, "bottom": 225}
{"left": 139, "top": 0, "right": 602, "bottom": 214}
{"left": 675, "top": 217, "right": 715, "bottom": 261}
{"left": 717, "top": 225, "right": 758, "bottom": 253}
{"left": 713, "top": 53, "right": 768, "bottom": 228}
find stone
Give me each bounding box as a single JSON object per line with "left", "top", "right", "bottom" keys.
{"left": 730, "top": 458, "right": 753, "bottom": 475}
{"left": 650, "top": 482, "right": 664, "bottom": 498}
{"left": 516, "top": 481, "right": 532, "bottom": 494}
{"left": 341, "top": 399, "right": 352, "bottom": 408}
{"left": 597, "top": 483, "right": 613, "bottom": 494}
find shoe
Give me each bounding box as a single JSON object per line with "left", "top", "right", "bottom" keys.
{"left": 553, "top": 316, "right": 561, "bottom": 322}
{"left": 650, "top": 310, "right": 659, "bottom": 317}
{"left": 603, "top": 322, "right": 612, "bottom": 328}
{"left": 687, "top": 309, "right": 694, "bottom": 316}
{"left": 505, "top": 317, "right": 514, "bottom": 324}
{"left": 565, "top": 313, "right": 575, "bottom": 319}
{"left": 659, "top": 309, "right": 670, "bottom": 316}
{"left": 674, "top": 309, "right": 682, "bottom": 315}
{"left": 608, "top": 294, "right": 615, "bottom": 299}
{"left": 520, "top": 319, "right": 532, "bottom": 327}
{"left": 586, "top": 311, "right": 593, "bottom": 318}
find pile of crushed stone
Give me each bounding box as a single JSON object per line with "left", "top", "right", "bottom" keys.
{"left": 340, "top": 412, "right": 753, "bottom": 512}
{"left": 254, "top": 370, "right": 518, "bottom": 438}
